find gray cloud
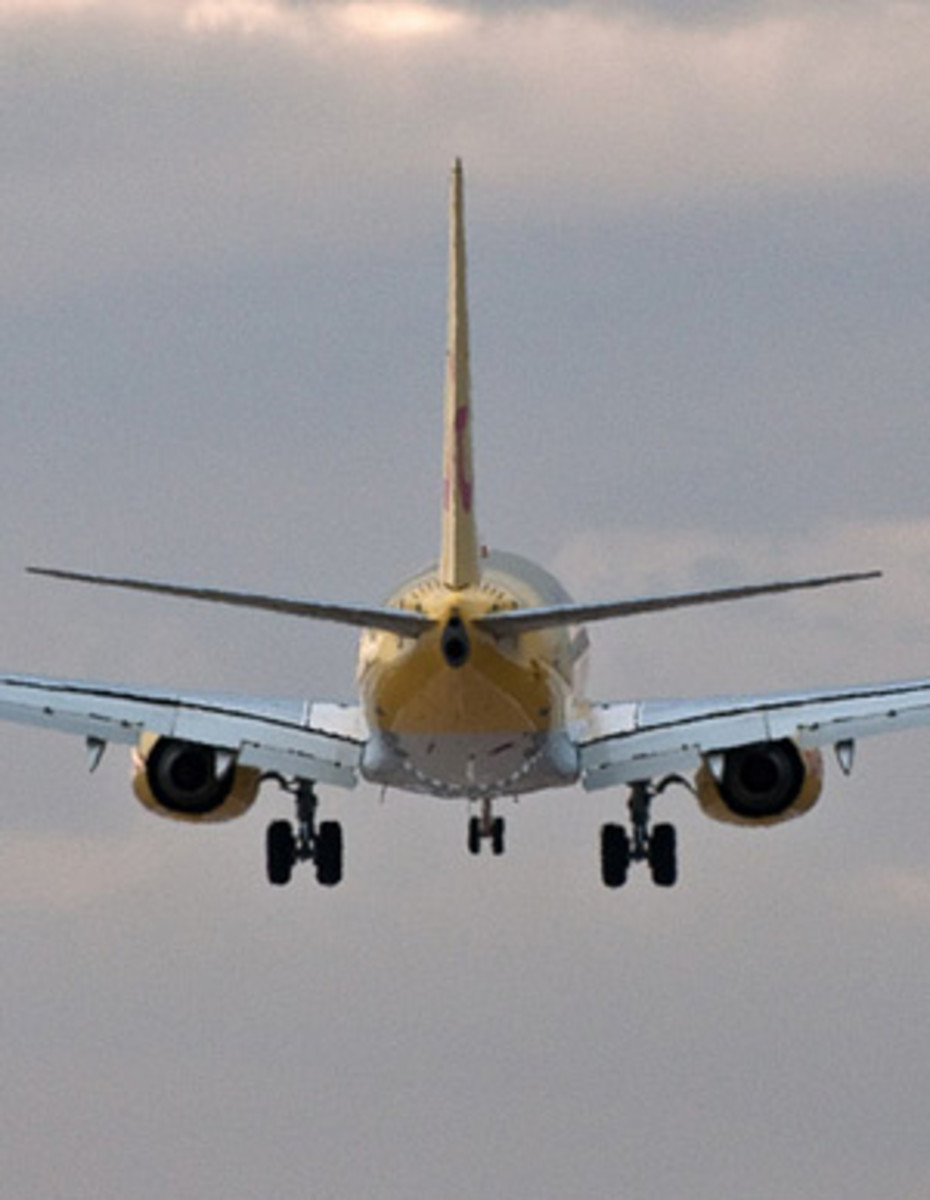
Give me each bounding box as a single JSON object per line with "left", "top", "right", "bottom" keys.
{"left": 5, "top": 0, "right": 930, "bottom": 309}
{"left": 281, "top": 0, "right": 772, "bottom": 16}
{"left": 3, "top": 2, "right": 930, "bottom": 1198}
{"left": 277, "top": 0, "right": 885, "bottom": 27}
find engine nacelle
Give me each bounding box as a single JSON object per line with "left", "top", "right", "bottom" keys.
{"left": 132, "top": 733, "right": 261, "bottom": 824}
{"left": 694, "top": 739, "right": 824, "bottom": 827}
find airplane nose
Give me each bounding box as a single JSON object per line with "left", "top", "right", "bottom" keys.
{"left": 441, "top": 614, "right": 471, "bottom": 668}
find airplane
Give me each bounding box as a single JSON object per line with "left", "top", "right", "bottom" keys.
{"left": 5, "top": 159, "right": 930, "bottom": 891}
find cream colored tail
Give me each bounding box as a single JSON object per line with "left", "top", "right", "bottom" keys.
{"left": 439, "top": 159, "right": 480, "bottom": 590}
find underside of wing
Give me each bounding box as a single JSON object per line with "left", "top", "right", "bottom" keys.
{"left": 579, "top": 677, "right": 930, "bottom": 791}
{"left": 0, "top": 671, "right": 366, "bottom": 790}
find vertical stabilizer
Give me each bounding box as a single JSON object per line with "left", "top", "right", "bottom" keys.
{"left": 440, "top": 159, "right": 480, "bottom": 590}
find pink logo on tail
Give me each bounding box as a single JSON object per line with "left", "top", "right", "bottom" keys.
{"left": 454, "top": 406, "right": 473, "bottom": 512}
{"left": 445, "top": 404, "right": 473, "bottom": 513}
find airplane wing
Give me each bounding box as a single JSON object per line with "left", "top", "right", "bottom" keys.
{"left": 0, "top": 671, "right": 365, "bottom": 787}
{"left": 579, "top": 678, "right": 930, "bottom": 789}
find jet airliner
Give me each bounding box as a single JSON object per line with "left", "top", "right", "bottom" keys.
{"left": 6, "top": 161, "right": 930, "bottom": 889}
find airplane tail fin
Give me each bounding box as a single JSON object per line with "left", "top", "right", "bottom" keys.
{"left": 439, "top": 159, "right": 480, "bottom": 590}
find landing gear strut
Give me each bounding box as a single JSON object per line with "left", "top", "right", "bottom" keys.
{"left": 468, "top": 798, "right": 506, "bottom": 856}
{"left": 601, "top": 779, "right": 680, "bottom": 889}
{"left": 265, "top": 780, "right": 343, "bottom": 887}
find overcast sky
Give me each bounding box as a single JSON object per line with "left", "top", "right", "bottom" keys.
{"left": 3, "top": 3, "right": 930, "bottom": 1198}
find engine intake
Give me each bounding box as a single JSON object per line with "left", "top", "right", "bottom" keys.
{"left": 695, "top": 739, "right": 824, "bottom": 827}
{"left": 132, "top": 734, "right": 261, "bottom": 823}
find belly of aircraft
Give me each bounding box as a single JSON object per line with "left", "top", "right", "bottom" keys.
{"left": 361, "top": 727, "right": 580, "bottom": 798}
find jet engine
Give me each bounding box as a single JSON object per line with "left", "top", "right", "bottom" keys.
{"left": 132, "top": 733, "right": 261, "bottom": 823}
{"left": 694, "top": 739, "right": 824, "bottom": 827}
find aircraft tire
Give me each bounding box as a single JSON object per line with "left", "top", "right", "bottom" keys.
{"left": 491, "top": 816, "right": 505, "bottom": 856}
{"left": 649, "top": 823, "right": 677, "bottom": 888}
{"left": 267, "top": 820, "right": 296, "bottom": 886}
{"left": 315, "top": 820, "right": 344, "bottom": 887}
{"left": 468, "top": 816, "right": 481, "bottom": 855}
{"left": 601, "top": 824, "right": 630, "bottom": 888}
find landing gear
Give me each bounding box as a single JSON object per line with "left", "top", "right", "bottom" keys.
{"left": 600, "top": 824, "right": 630, "bottom": 888}
{"left": 265, "top": 780, "right": 343, "bottom": 887}
{"left": 648, "top": 822, "right": 677, "bottom": 888}
{"left": 314, "top": 821, "right": 343, "bottom": 887}
{"left": 600, "top": 780, "right": 679, "bottom": 889}
{"left": 267, "top": 820, "right": 297, "bottom": 886}
{"left": 467, "top": 800, "right": 506, "bottom": 856}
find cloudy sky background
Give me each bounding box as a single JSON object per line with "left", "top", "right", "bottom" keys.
{"left": 3, "top": 2, "right": 930, "bottom": 1196}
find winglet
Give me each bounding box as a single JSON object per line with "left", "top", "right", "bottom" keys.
{"left": 439, "top": 159, "right": 480, "bottom": 590}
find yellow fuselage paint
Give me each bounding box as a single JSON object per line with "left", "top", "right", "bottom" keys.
{"left": 357, "top": 557, "right": 579, "bottom": 741}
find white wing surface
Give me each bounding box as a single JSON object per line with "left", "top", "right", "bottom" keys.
{"left": 579, "top": 678, "right": 930, "bottom": 789}
{"left": 0, "top": 672, "right": 365, "bottom": 788}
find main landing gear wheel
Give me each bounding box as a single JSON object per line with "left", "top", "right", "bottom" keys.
{"left": 467, "top": 801, "right": 506, "bottom": 856}
{"left": 315, "top": 820, "right": 343, "bottom": 887}
{"left": 267, "top": 820, "right": 297, "bottom": 886}
{"left": 600, "top": 780, "right": 680, "bottom": 889}
{"left": 600, "top": 824, "right": 630, "bottom": 888}
{"left": 648, "top": 822, "right": 677, "bottom": 888}
{"left": 265, "top": 780, "right": 343, "bottom": 888}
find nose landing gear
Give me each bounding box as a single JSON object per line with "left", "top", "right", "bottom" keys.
{"left": 467, "top": 798, "right": 506, "bottom": 856}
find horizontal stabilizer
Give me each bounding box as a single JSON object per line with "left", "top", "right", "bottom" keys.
{"left": 475, "top": 570, "right": 882, "bottom": 637}
{"left": 27, "top": 567, "right": 435, "bottom": 639}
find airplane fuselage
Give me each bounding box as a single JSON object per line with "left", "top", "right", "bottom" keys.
{"left": 358, "top": 550, "right": 586, "bottom": 797}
